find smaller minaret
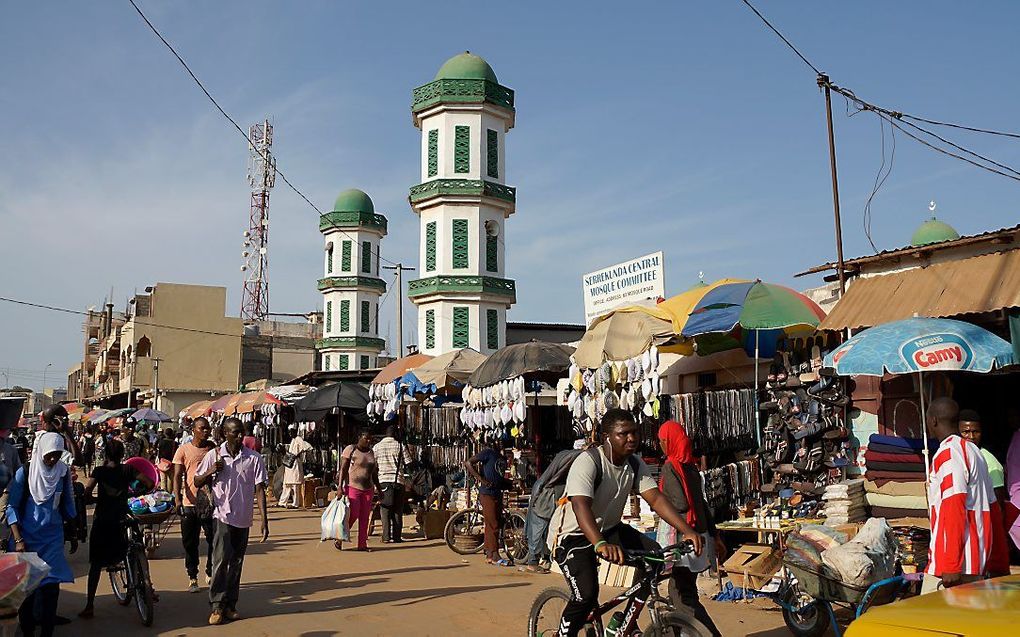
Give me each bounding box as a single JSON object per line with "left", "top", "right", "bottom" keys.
{"left": 317, "top": 189, "right": 387, "bottom": 370}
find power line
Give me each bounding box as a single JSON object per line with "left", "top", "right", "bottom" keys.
{"left": 125, "top": 0, "right": 400, "bottom": 270}
{"left": 739, "top": 0, "right": 821, "bottom": 76}
{"left": 739, "top": 0, "right": 1020, "bottom": 184}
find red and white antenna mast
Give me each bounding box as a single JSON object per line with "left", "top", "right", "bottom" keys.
{"left": 241, "top": 119, "right": 276, "bottom": 323}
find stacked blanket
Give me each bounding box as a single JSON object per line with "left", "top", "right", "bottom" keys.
{"left": 864, "top": 479, "right": 929, "bottom": 519}
{"left": 864, "top": 434, "right": 935, "bottom": 484}
{"left": 822, "top": 479, "right": 867, "bottom": 525}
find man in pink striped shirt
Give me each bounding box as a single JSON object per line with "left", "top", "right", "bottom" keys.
{"left": 923, "top": 398, "right": 1009, "bottom": 594}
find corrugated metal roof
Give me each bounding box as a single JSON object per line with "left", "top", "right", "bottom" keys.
{"left": 818, "top": 249, "right": 1020, "bottom": 331}
{"left": 797, "top": 223, "right": 1020, "bottom": 277}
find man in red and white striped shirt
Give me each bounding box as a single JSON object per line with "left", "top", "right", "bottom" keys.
{"left": 923, "top": 397, "right": 1010, "bottom": 594}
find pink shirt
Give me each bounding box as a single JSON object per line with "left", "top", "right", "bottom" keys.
{"left": 196, "top": 443, "right": 267, "bottom": 528}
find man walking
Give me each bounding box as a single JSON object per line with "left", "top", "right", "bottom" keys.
{"left": 373, "top": 425, "right": 411, "bottom": 543}
{"left": 194, "top": 417, "right": 269, "bottom": 625}
{"left": 173, "top": 417, "right": 216, "bottom": 593}
{"left": 923, "top": 398, "right": 1009, "bottom": 594}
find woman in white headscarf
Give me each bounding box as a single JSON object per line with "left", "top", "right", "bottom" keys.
{"left": 7, "top": 431, "right": 77, "bottom": 637}
{"left": 279, "top": 426, "right": 313, "bottom": 509}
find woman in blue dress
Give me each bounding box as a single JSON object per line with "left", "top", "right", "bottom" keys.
{"left": 7, "top": 431, "right": 76, "bottom": 637}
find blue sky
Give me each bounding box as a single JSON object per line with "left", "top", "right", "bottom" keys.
{"left": 2, "top": 1, "right": 1019, "bottom": 390}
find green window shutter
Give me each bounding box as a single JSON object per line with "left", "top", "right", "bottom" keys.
{"left": 361, "top": 241, "right": 372, "bottom": 274}
{"left": 452, "top": 219, "right": 469, "bottom": 269}
{"left": 425, "top": 221, "right": 437, "bottom": 271}
{"left": 361, "top": 300, "right": 370, "bottom": 333}
{"left": 452, "top": 306, "right": 469, "bottom": 348}
{"left": 324, "top": 354, "right": 331, "bottom": 371}
{"left": 325, "top": 301, "right": 332, "bottom": 332}
{"left": 486, "top": 129, "right": 498, "bottom": 178}
{"left": 486, "top": 309, "right": 499, "bottom": 350}
{"left": 454, "top": 126, "right": 470, "bottom": 173}
{"left": 327, "top": 245, "right": 333, "bottom": 273}
{"left": 340, "top": 300, "right": 350, "bottom": 332}
{"left": 427, "top": 129, "right": 439, "bottom": 177}
{"left": 425, "top": 309, "right": 435, "bottom": 349}
{"left": 339, "top": 354, "right": 349, "bottom": 371}
{"left": 341, "top": 241, "right": 352, "bottom": 272}
{"left": 485, "top": 235, "right": 497, "bottom": 272}
{"left": 360, "top": 355, "right": 370, "bottom": 370}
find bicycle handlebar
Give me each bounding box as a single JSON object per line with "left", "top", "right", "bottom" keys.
{"left": 595, "top": 540, "right": 695, "bottom": 565}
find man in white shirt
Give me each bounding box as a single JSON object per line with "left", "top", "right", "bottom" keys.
{"left": 547, "top": 409, "right": 702, "bottom": 637}
{"left": 373, "top": 425, "right": 412, "bottom": 543}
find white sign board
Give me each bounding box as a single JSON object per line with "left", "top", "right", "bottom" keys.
{"left": 582, "top": 251, "right": 665, "bottom": 326}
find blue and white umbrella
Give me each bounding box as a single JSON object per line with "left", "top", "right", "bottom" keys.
{"left": 824, "top": 317, "right": 1014, "bottom": 477}
{"left": 824, "top": 317, "right": 1014, "bottom": 376}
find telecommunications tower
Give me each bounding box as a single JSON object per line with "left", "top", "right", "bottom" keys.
{"left": 240, "top": 119, "right": 276, "bottom": 323}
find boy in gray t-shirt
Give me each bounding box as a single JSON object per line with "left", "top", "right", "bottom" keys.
{"left": 547, "top": 409, "right": 703, "bottom": 637}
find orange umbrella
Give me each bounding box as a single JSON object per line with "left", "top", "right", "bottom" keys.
{"left": 181, "top": 400, "right": 213, "bottom": 419}
{"left": 370, "top": 353, "right": 433, "bottom": 385}
{"left": 226, "top": 391, "right": 282, "bottom": 415}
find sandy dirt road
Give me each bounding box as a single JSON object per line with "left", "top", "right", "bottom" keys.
{"left": 54, "top": 508, "right": 788, "bottom": 636}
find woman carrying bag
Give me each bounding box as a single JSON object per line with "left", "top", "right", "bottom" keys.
{"left": 7, "top": 432, "right": 77, "bottom": 637}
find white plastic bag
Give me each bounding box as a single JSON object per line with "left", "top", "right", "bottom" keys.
{"left": 320, "top": 495, "right": 350, "bottom": 542}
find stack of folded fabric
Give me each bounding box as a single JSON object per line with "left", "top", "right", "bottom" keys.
{"left": 864, "top": 479, "right": 929, "bottom": 519}
{"left": 821, "top": 479, "right": 867, "bottom": 525}
{"left": 864, "top": 434, "right": 935, "bottom": 484}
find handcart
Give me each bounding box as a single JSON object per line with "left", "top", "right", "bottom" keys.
{"left": 777, "top": 559, "right": 919, "bottom": 637}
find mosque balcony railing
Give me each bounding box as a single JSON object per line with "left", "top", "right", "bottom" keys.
{"left": 406, "top": 275, "right": 516, "bottom": 300}
{"left": 408, "top": 179, "right": 515, "bottom": 205}
{"left": 316, "top": 276, "right": 387, "bottom": 293}
{"left": 318, "top": 211, "right": 388, "bottom": 234}
{"left": 315, "top": 336, "right": 386, "bottom": 351}
{"left": 412, "top": 79, "right": 514, "bottom": 113}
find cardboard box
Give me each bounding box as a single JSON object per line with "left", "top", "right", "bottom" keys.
{"left": 722, "top": 544, "right": 781, "bottom": 590}
{"left": 423, "top": 509, "right": 453, "bottom": 539}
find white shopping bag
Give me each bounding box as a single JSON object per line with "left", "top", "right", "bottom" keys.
{"left": 320, "top": 495, "right": 350, "bottom": 542}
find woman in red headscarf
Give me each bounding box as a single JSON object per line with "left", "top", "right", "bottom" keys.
{"left": 657, "top": 420, "right": 724, "bottom": 637}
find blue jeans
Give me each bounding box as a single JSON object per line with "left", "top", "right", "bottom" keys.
{"left": 524, "top": 509, "right": 551, "bottom": 565}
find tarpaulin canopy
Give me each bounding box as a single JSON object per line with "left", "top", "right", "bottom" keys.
{"left": 371, "top": 353, "right": 433, "bottom": 385}
{"left": 819, "top": 249, "right": 1020, "bottom": 332}
{"left": 412, "top": 348, "right": 488, "bottom": 388}
{"left": 180, "top": 400, "right": 213, "bottom": 419}
{"left": 209, "top": 393, "right": 242, "bottom": 414}
{"left": 225, "top": 391, "right": 282, "bottom": 416}
{"left": 468, "top": 341, "right": 575, "bottom": 388}
{"left": 293, "top": 383, "right": 370, "bottom": 422}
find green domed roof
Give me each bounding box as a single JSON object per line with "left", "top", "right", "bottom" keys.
{"left": 332, "top": 189, "right": 374, "bottom": 214}
{"left": 911, "top": 217, "right": 960, "bottom": 247}
{"left": 434, "top": 52, "right": 498, "bottom": 83}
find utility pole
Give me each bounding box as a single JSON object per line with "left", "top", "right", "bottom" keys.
{"left": 818, "top": 74, "right": 847, "bottom": 297}
{"left": 152, "top": 357, "right": 162, "bottom": 412}
{"left": 42, "top": 363, "right": 52, "bottom": 394}
{"left": 382, "top": 263, "right": 415, "bottom": 358}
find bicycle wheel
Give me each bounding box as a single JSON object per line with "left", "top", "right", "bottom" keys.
{"left": 128, "top": 546, "right": 155, "bottom": 627}
{"left": 645, "top": 611, "right": 712, "bottom": 637}
{"left": 109, "top": 564, "right": 131, "bottom": 605}
{"left": 526, "top": 587, "right": 600, "bottom": 637}
{"left": 444, "top": 508, "right": 486, "bottom": 555}
{"left": 501, "top": 511, "right": 528, "bottom": 563}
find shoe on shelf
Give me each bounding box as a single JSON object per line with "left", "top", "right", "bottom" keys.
{"left": 209, "top": 610, "right": 225, "bottom": 626}
{"left": 188, "top": 578, "right": 200, "bottom": 593}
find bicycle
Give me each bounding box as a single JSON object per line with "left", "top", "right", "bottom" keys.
{"left": 108, "top": 514, "right": 159, "bottom": 626}
{"left": 527, "top": 542, "right": 711, "bottom": 637}
{"left": 443, "top": 505, "right": 528, "bottom": 563}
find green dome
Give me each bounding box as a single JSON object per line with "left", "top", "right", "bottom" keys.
{"left": 434, "top": 52, "right": 498, "bottom": 83}
{"left": 910, "top": 217, "right": 960, "bottom": 247}
{"left": 332, "top": 189, "right": 374, "bottom": 214}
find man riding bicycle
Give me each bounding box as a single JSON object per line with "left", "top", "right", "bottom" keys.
{"left": 548, "top": 409, "right": 703, "bottom": 637}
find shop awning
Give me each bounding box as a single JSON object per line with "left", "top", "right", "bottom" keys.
{"left": 819, "top": 249, "right": 1020, "bottom": 331}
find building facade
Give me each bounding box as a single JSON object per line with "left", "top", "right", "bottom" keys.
{"left": 317, "top": 189, "right": 388, "bottom": 371}
{"left": 408, "top": 52, "right": 517, "bottom": 356}
{"left": 72, "top": 283, "right": 243, "bottom": 414}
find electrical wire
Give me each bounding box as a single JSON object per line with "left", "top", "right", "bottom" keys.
{"left": 125, "top": 0, "right": 400, "bottom": 269}
{"left": 863, "top": 116, "right": 897, "bottom": 252}
{"left": 739, "top": 0, "right": 821, "bottom": 76}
